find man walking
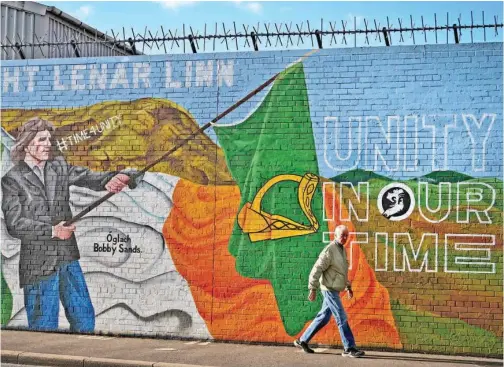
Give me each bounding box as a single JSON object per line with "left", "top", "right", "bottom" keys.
{"left": 294, "top": 225, "right": 365, "bottom": 358}
{"left": 2, "top": 117, "right": 136, "bottom": 332}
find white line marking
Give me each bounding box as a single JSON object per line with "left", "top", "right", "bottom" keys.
{"left": 184, "top": 341, "right": 199, "bottom": 345}
{"left": 199, "top": 342, "right": 211, "bottom": 346}
{"left": 155, "top": 348, "right": 177, "bottom": 351}
{"left": 77, "top": 336, "right": 115, "bottom": 340}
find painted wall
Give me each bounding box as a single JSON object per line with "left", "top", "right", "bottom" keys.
{"left": 1, "top": 43, "right": 502, "bottom": 356}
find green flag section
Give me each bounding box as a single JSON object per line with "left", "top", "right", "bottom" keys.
{"left": 214, "top": 63, "right": 328, "bottom": 335}
{"left": 1, "top": 268, "right": 13, "bottom": 326}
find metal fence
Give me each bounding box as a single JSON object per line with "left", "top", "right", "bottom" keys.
{"left": 2, "top": 11, "right": 503, "bottom": 59}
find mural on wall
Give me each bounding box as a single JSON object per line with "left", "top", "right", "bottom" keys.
{"left": 1, "top": 45, "right": 502, "bottom": 355}
{"left": 1, "top": 100, "right": 217, "bottom": 337}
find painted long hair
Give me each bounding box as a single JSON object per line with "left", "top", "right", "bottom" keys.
{"left": 10, "top": 117, "right": 55, "bottom": 164}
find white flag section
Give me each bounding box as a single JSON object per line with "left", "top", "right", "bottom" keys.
{"left": 1, "top": 129, "right": 211, "bottom": 338}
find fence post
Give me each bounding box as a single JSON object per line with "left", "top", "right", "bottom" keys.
{"left": 250, "top": 32, "right": 259, "bottom": 51}
{"left": 382, "top": 27, "right": 390, "bottom": 46}
{"left": 188, "top": 35, "right": 197, "bottom": 53}
{"left": 128, "top": 37, "right": 137, "bottom": 54}
{"left": 70, "top": 40, "right": 81, "bottom": 57}
{"left": 453, "top": 24, "right": 460, "bottom": 43}
{"left": 14, "top": 42, "right": 26, "bottom": 59}
{"left": 315, "top": 30, "right": 323, "bottom": 49}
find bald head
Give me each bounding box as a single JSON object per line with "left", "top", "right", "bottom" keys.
{"left": 334, "top": 225, "right": 349, "bottom": 245}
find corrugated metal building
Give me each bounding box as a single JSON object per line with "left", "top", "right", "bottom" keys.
{"left": 1, "top": 1, "right": 139, "bottom": 60}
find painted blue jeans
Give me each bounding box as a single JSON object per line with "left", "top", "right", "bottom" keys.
{"left": 23, "top": 260, "right": 95, "bottom": 332}
{"left": 300, "top": 289, "right": 356, "bottom": 350}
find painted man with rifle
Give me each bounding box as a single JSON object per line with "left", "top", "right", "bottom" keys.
{"left": 1, "top": 117, "right": 138, "bottom": 332}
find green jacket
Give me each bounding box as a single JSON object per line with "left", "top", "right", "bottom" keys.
{"left": 308, "top": 241, "right": 349, "bottom": 292}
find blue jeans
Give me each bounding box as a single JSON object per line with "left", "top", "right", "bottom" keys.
{"left": 300, "top": 290, "right": 356, "bottom": 350}
{"left": 23, "top": 260, "right": 95, "bottom": 332}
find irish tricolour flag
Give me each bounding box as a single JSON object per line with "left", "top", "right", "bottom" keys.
{"left": 1, "top": 63, "right": 400, "bottom": 347}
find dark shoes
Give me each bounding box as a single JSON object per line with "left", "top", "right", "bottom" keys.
{"left": 294, "top": 339, "right": 315, "bottom": 354}
{"left": 294, "top": 339, "right": 364, "bottom": 358}
{"left": 342, "top": 347, "right": 365, "bottom": 358}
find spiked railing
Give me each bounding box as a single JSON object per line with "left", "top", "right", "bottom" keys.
{"left": 1, "top": 11, "right": 502, "bottom": 59}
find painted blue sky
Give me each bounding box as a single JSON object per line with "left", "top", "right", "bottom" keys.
{"left": 3, "top": 1, "right": 503, "bottom": 179}
{"left": 3, "top": 43, "right": 502, "bottom": 179}
{"left": 40, "top": 1, "right": 503, "bottom": 53}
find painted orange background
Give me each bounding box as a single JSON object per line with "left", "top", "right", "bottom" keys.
{"left": 163, "top": 179, "right": 402, "bottom": 348}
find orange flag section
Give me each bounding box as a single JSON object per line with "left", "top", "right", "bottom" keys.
{"left": 163, "top": 179, "right": 402, "bottom": 347}
{"left": 163, "top": 179, "right": 289, "bottom": 341}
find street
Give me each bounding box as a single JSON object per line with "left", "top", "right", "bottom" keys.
{"left": 2, "top": 330, "right": 501, "bottom": 367}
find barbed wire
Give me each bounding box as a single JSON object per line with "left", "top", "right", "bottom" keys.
{"left": 1, "top": 11, "right": 502, "bottom": 59}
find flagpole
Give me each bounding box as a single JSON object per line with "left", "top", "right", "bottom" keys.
{"left": 63, "top": 69, "right": 283, "bottom": 226}
{"left": 64, "top": 50, "right": 319, "bottom": 226}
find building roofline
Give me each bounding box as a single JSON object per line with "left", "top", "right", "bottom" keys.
{"left": 45, "top": 5, "right": 141, "bottom": 55}
{"left": 2, "top": 1, "right": 140, "bottom": 55}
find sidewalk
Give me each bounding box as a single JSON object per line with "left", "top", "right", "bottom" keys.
{"left": 1, "top": 330, "right": 501, "bottom": 367}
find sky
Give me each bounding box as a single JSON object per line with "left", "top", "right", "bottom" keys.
{"left": 40, "top": 0, "right": 503, "bottom": 53}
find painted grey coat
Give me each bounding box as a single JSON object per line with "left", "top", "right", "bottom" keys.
{"left": 1, "top": 156, "right": 117, "bottom": 287}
